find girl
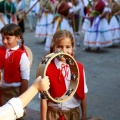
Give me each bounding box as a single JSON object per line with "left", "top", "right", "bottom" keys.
{"left": 44, "top": 0, "right": 74, "bottom": 52}
{"left": 35, "top": 0, "right": 54, "bottom": 42}
{"left": 83, "top": 0, "right": 113, "bottom": 51}
{"left": 0, "top": 23, "right": 30, "bottom": 120}
{"left": 108, "top": 0, "right": 120, "bottom": 45}
{"left": 40, "top": 30, "right": 88, "bottom": 120}
{"left": 0, "top": 0, "right": 17, "bottom": 26}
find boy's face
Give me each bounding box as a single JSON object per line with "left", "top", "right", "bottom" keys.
{"left": 54, "top": 37, "right": 73, "bottom": 55}
{"left": 1, "top": 34, "right": 20, "bottom": 49}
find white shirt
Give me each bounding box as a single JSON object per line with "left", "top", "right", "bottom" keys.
{"left": 68, "top": 0, "right": 86, "bottom": 17}
{"left": 0, "top": 45, "right": 30, "bottom": 87}
{"left": 0, "top": 98, "right": 24, "bottom": 120}
{"left": 69, "top": 1, "right": 81, "bottom": 14}
{"left": 82, "top": 0, "right": 89, "bottom": 7}
{"left": 48, "top": 58, "right": 88, "bottom": 110}
{"left": 29, "top": 0, "right": 39, "bottom": 13}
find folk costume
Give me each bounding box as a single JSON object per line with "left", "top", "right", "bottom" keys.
{"left": 28, "top": 0, "right": 39, "bottom": 31}
{"left": 45, "top": 1, "right": 74, "bottom": 52}
{"left": 83, "top": 0, "right": 113, "bottom": 50}
{"left": 35, "top": 0, "right": 54, "bottom": 42}
{"left": 16, "top": 0, "right": 25, "bottom": 33}
{"left": 81, "top": 0, "right": 91, "bottom": 32}
{"left": 108, "top": 0, "right": 120, "bottom": 44}
{"left": 45, "top": 58, "right": 88, "bottom": 120}
{"left": 69, "top": 0, "right": 82, "bottom": 46}
{"left": 0, "top": 0, "right": 17, "bottom": 25}
{"left": 0, "top": 45, "right": 30, "bottom": 108}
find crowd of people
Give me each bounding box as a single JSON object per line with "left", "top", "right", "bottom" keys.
{"left": 82, "top": 0, "right": 120, "bottom": 51}
{"left": 0, "top": 0, "right": 120, "bottom": 51}
{"left": 0, "top": 0, "right": 120, "bottom": 120}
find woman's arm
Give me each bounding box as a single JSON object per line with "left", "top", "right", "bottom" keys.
{"left": 114, "top": 10, "right": 120, "bottom": 15}
{"left": 19, "top": 76, "right": 50, "bottom": 108}
{"left": 0, "top": 76, "right": 50, "bottom": 120}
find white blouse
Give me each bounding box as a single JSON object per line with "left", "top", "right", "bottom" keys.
{"left": 0, "top": 98, "right": 24, "bottom": 120}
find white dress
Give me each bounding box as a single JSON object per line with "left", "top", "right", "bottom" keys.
{"left": 45, "top": 16, "right": 74, "bottom": 52}
{"left": 35, "top": 12, "right": 54, "bottom": 41}
{"left": 35, "top": 0, "right": 54, "bottom": 42}
{"left": 84, "top": 6, "right": 113, "bottom": 48}
{"left": 108, "top": 5, "right": 120, "bottom": 45}
{"left": 44, "top": 1, "right": 75, "bottom": 52}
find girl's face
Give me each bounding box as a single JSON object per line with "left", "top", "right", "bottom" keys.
{"left": 1, "top": 34, "right": 20, "bottom": 49}
{"left": 53, "top": 37, "right": 73, "bottom": 55}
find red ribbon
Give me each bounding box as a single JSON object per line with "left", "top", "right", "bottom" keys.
{"left": 11, "top": 15, "right": 15, "bottom": 22}
{"left": 59, "top": 64, "right": 69, "bottom": 82}
{"left": 57, "top": 115, "right": 66, "bottom": 120}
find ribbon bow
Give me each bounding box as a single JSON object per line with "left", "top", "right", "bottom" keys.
{"left": 59, "top": 63, "right": 70, "bottom": 82}
{"left": 6, "top": 49, "right": 14, "bottom": 59}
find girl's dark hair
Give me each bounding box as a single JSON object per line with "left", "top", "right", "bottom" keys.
{"left": 1, "top": 23, "right": 22, "bottom": 36}
{"left": 50, "top": 30, "right": 74, "bottom": 53}
{"left": 0, "top": 23, "right": 24, "bottom": 49}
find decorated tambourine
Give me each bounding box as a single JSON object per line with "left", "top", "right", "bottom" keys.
{"left": 36, "top": 51, "right": 80, "bottom": 103}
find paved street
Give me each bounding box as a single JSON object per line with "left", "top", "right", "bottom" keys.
{"left": 23, "top": 27, "right": 120, "bottom": 120}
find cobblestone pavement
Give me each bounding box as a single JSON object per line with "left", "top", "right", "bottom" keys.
{"left": 23, "top": 27, "right": 120, "bottom": 120}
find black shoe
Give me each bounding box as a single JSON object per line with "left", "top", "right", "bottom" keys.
{"left": 83, "top": 47, "right": 91, "bottom": 51}
{"left": 96, "top": 47, "right": 100, "bottom": 52}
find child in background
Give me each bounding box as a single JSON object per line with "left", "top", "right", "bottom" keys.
{"left": 0, "top": 23, "right": 30, "bottom": 120}
{"left": 40, "top": 30, "right": 88, "bottom": 120}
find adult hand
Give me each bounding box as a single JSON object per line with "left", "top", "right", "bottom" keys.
{"left": 33, "top": 76, "right": 50, "bottom": 92}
